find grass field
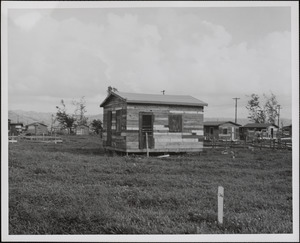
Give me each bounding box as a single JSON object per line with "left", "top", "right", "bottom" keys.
{"left": 8, "top": 135, "right": 293, "bottom": 234}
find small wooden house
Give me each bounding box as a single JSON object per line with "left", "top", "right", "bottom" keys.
{"left": 9, "top": 122, "right": 24, "bottom": 136}
{"left": 100, "top": 91, "right": 208, "bottom": 153}
{"left": 26, "top": 122, "right": 48, "bottom": 135}
{"left": 203, "top": 121, "right": 241, "bottom": 141}
{"left": 240, "top": 123, "right": 278, "bottom": 140}
{"left": 76, "top": 125, "right": 90, "bottom": 135}
{"left": 281, "top": 125, "right": 292, "bottom": 137}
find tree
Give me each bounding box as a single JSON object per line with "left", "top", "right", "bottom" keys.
{"left": 56, "top": 99, "right": 77, "bottom": 134}
{"left": 246, "top": 92, "right": 279, "bottom": 124}
{"left": 264, "top": 92, "right": 279, "bottom": 124}
{"left": 91, "top": 119, "right": 103, "bottom": 135}
{"left": 72, "top": 96, "right": 88, "bottom": 126}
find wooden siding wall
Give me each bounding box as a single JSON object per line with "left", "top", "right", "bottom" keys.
{"left": 218, "top": 123, "right": 240, "bottom": 140}
{"left": 102, "top": 95, "right": 127, "bottom": 150}
{"left": 204, "top": 123, "right": 240, "bottom": 141}
{"left": 26, "top": 125, "right": 48, "bottom": 135}
{"left": 125, "top": 104, "right": 204, "bottom": 152}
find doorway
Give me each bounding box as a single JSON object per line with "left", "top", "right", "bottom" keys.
{"left": 139, "top": 112, "right": 154, "bottom": 149}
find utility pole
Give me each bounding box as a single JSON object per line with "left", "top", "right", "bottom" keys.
{"left": 232, "top": 98, "right": 240, "bottom": 124}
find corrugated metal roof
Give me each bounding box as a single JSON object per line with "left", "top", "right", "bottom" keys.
{"left": 203, "top": 121, "right": 241, "bottom": 127}
{"left": 100, "top": 91, "right": 208, "bottom": 107}
{"left": 243, "top": 123, "right": 278, "bottom": 128}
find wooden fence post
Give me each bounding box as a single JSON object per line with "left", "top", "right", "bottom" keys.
{"left": 218, "top": 186, "right": 224, "bottom": 225}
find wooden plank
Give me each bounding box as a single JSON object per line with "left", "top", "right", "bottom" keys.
{"left": 126, "top": 127, "right": 139, "bottom": 130}
{"left": 121, "top": 131, "right": 139, "bottom": 136}
{"left": 170, "top": 110, "right": 203, "bottom": 114}
{"left": 182, "top": 138, "right": 199, "bottom": 142}
{"left": 192, "top": 131, "right": 204, "bottom": 136}
{"left": 183, "top": 125, "right": 203, "bottom": 129}
{"left": 155, "top": 138, "right": 183, "bottom": 143}
{"left": 154, "top": 120, "right": 168, "bottom": 126}
{"left": 126, "top": 119, "right": 139, "bottom": 125}
{"left": 126, "top": 141, "right": 139, "bottom": 146}
{"left": 182, "top": 135, "right": 203, "bottom": 139}
{"left": 155, "top": 133, "right": 183, "bottom": 138}
{"left": 154, "top": 132, "right": 187, "bottom": 136}
{"left": 153, "top": 127, "right": 169, "bottom": 131}
{"left": 126, "top": 134, "right": 139, "bottom": 142}
{"left": 155, "top": 117, "right": 168, "bottom": 121}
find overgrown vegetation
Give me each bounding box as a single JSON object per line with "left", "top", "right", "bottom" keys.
{"left": 245, "top": 92, "right": 280, "bottom": 124}
{"left": 8, "top": 136, "right": 292, "bottom": 234}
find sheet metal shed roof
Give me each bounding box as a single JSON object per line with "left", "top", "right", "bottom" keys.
{"left": 100, "top": 91, "right": 208, "bottom": 107}
{"left": 203, "top": 121, "right": 241, "bottom": 127}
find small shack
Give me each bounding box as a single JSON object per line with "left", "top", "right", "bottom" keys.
{"left": 281, "top": 125, "right": 292, "bottom": 137}
{"left": 100, "top": 91, "right": 208, "bottom": 153}
{"left": 9, "top": 121, "right": 24, "bottom": 136}
{"left": 26, "top": 122, "right": 48, "bottom": 135}
{"left": 203, "top": 121, "right": 241, "bottom": 141}
{"left": 240, "top": 123, "right": 278, "bottom": 140}
{"left": 76, "top": 125, "right": 90, "bottom": 135}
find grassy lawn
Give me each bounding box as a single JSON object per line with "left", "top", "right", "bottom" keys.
{"left": 8, "top": 135, "right": 293, "bottom": 234}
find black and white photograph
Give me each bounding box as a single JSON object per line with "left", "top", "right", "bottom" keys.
{"left": 1, "top": 1, "right": 299, "bottom": 242}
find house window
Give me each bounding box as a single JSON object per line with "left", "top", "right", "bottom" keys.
{"left": 222, "top": 128, "right": 228, "bottom": 134}
{"left": 116, "top": 110, "right": 122, "bottom": 133}
{"left": 169, "top": 114, "right": 182, "bottom": 132}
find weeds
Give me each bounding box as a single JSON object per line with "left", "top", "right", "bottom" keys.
{"left": 8, "top": 136, "right": 293, "bottom": 234}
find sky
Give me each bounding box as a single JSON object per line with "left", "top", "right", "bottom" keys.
{"left": 3, "top": 1, "right": 297, "bottom": 120}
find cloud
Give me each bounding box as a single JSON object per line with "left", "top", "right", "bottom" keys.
{"left": 7, "top": 8, "right": 292, "bottom": 117}
{"left": 13, "top": 11, "right": 43, "bottom": 31}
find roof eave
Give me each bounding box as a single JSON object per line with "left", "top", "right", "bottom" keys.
{"left": 127, "top": 100, "right": 208, "bottom": 107}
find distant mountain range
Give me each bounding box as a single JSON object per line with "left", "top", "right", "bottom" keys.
{"left": 8, "top": 110, "right": 292, "bottom": 127}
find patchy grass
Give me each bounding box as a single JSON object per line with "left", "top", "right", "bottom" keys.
{"left": 8, "top": 135, "right": 293, "bottom": 234}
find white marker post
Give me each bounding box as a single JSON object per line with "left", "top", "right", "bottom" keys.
{"left": 218, "top": 186, "right": 224, "bottom": 225}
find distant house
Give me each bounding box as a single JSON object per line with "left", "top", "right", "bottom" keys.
{"left": 281, "top": 125, "right": 292, "bottom": 137}
{"left": 9, "top": 121, "right": 24, "bottom": 136}
{"left": 240, "top": 123, "right": 278, "bottom": 140}
{"left": 26, "top": 122, "right": 48, "bottom": 135}
{"left": 203, "top": 121, "right": 241, "bottom": 141}
{"left": 100, "top": 91, "right": 208, "bottom": 153}
{"left": 76, "top": 125, "right": 90, "bottom": 135}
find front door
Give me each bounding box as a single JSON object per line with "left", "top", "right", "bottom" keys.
{"left": 139, "top": 113, "right": 154, "bottom": 149}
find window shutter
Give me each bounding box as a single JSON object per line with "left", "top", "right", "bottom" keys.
{"left": 169, "top": 114, "right": 182, "bottom": 132}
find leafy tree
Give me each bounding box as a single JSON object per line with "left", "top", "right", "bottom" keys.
{"left": 91, "top": 119, "right": 103, "bottom": 135}
{"left": 264, "top": 92, "right": 279, "bottom": 124}
{"left": 72, "top": 96, "right": 88, "bottom": 126}
{"left": 56, "top": 100, "right": 77, "bottom": 134}
{"left": 246, "top": 92, "right": 279, "bottom": 124}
